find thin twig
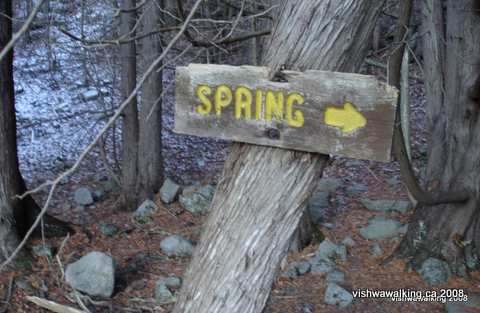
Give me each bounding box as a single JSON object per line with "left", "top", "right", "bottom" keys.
{"left": 0, "top": 0, "right": 205, "bottom": 272}
{"left": 0, "top": 0, "right": 46, "bottom": 63}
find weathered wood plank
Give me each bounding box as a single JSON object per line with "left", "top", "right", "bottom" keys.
{"left": 174, "top": 64, "right": 398, "bottom": 162}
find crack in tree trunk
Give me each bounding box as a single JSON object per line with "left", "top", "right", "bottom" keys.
{"left": 172, "top": 1, "right": 385, "bottom": 312}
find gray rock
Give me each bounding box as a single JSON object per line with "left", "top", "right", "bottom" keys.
{"left": 445, "top": 292, "right": 480, "bottom": 313}
{"left": 398, "top": 223, "right": 409, "bottom": 234}
{"left": 341, "top": 236, "right": 356, "bottom": 247}
{"left": 359, "top": 218, "right": 403, "bottom": 240}
{"left": 179, "top": 185, "right": 215, "bottom": 214}
{"left": 326, "top": 270, "right": 345, "bottom": 284}
{"left": 346, "top": 184, "right": 368, "bottom": 197}
{"left": 99, "top": 222, "right": 119, "bottom": 237}
{"left": 161, "top": 276, "right": 182, "bottom": 288}
{"left": 315, "top": 239, "right": 347, "bottom": 262}
{"left": 324, "top": 283, "right": 353, "bottom": 308}
{"left": 386, "top": 177, "right": 400, "bottom": 188}
{"left": 317, "top": 178, "right": 342, "bottom": 193}
{"left": 81, "top": 89, "right": 99, "bottom": 101}
{"left": 307, "top": 191, "right": 330, "bottom": 224}
{"left": 74, "top": 187, "right": 94, "bottom": 206}
{"left": 369, "top": 243, "right": 383, "bottom": 257}
{"left": 321, "top": 223, "right": 335, "bottom": 229}
{"left": 465, "top": 249, "right": 479, "bottom": 270}
{"left": 133, "top": 199, "right": 158, "bottom": 222}
{"left": 309, "top": 257, "right": 335, "bottom": 274}
{"left": 102, "top": 178, "right": 119, "bottom": 193}
{"left": 160, "top": 178, "right": 181, "bottom": 204}
{"left": 155, "top": 276, "right": 182, "bottom": 303}
{"left": 160, "top": 235, "right": 194, "bottom": 257}
{"left": 282, "top": 261, "right": 311, "bottom": 278}
{"left": 65, "top": 251, "right": 115, "bottom": 298}
{"left": 298, "top": 303, "right": 315, "bottom": 313}
{"left": 155, "top": 283, "right": 174, "bottom": 303}
{"left": 32, "top": 243, "right": 53, "bottom": 258}
{"left": 360, "top": 199, "right": 412, "bottom": 213}
{"left": 419, "top": 258, "right": 451, "bottom": 286}
{"left": 93, "top": 189, "right": 105, "bottom": 201}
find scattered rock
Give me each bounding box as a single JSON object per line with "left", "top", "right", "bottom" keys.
{"left": 360, "top": 199, "right": 412, "bottom": 213}
{"left": 419, "top": 257, "right": 451, "bottom": 286}
{"left": 309, "top": 257, "right": 335, "bottom": 274}
{"left": 99, "top": 222, "right": 119, "bottom": 237}
{"left": 321, "top": 223, "right": 335, "bottom": 229}
{"left": 155, "top": 283, "right": 174, "bottom": 303}
{"left": 155, "top": 276, "right": 182, "bottom": 303}
{"left": 160, "top": 235, "right": 194, "bottom": 257}
{"left": 160, "top": 178, "right": 181, "bottom": 204}
{"left": 298, "top": 303, "right": 315, "bottom": 313}
{"left": 369, "top": 243, "right": 383, "bottom": 257}
{"left": 74, "top": 187, "right": 94, "bottom": 206}
{"left": 307, "top": 191, "right": 330, "bottom": 224}
{"left": 341, "top": 236, "right": 356, "bottom": 247}
{"left": 32, "top": 243, "right": 53, "bottom": 258}
{"left": 326, "top": 270, "right": 345, "bottom": 284}
{"left": 386, "top": 177, "right": 400, "bottom": 188}
{"left": 324, "top": 283, "right": 353, "bottom": 308}
{"left": 315, "top": 239, "right": 347, "bottom": 262}
{"left": 465, "top": 248, "right": 479, "bottom": 270}
{"left": 179, "top": 184, "right": 215, "bottom": 214}
{"left": 445, "top": 292, "right": 480, "bottom": 313}
{"left": 346, "top": 184, "right": 368, "bottom": 197}
{"left": 81, "top": 89, "right": 99, "bottom": 101}
{"left": 359, "top": 217, "right": 403, "bottom": 240}
{"left": 398, "top": 223, "right": 409, "bottom": 235}
{"left": 65, "top": 251, "right": 115, "bottom": 298}
{"left": 161, "top": 276, "right": 182, "bottom": 288}
{"left": 317, "top": 178, "right": 342, "bottom": 193}
{"left": 102, "top": 178, "right": 120, "bottom": 193}
{"left": 133, "top": 199, "right": 158, "bottom": 223}
{"left": 282, "top": 261, "right": 311, "bottom": 278}
{"left": 93, "top": 189, "right": 105, "bottom": 201}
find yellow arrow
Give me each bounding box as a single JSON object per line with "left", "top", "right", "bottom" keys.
{"left": 324, "top": 102, "right": 367, "bottom": 133}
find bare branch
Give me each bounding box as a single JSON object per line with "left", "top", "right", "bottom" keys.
{"left": 0, "top": 0, "right": 46, "bottom": 63}
{"left": 388, "top": 0, "right": 470, "bottom": 206}
{"left": 0, "top": 0, "right": 205, "bottom": 272}
{"left": 26, "top": 296, "right": 85, "bottom": 313}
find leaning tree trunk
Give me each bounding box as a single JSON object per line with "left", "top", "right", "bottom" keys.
{"left": 172, "top": 1, "right": 385, "bottom": 313}
{"left": 136, "top": 0, "right": 164, "bottom": 201}
{"left": 395, "top": 0, "right": 480, "bottom": 275}
{"left": 120, "top": 0, "right": 139, "bottom": 209}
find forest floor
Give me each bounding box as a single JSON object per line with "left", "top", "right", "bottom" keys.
{"left": 5, "top": 6, "right": 478, "bottom": 311}
{"left": 2, "top": 155, "right": 480, "bottom": 313}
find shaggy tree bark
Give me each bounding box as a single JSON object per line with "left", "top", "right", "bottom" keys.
{"left": 0, "top": 0, "right": 70, "bottom": 261}
{"left": 172, "top": 1, "right": 385, "bottom": 313}
{"left": 120, "top": 0, "right": 139, "bottom": 209}
{"left": 395, "top": 0, "right": 480, "bottom": 275}
{"left": 0, "top": 0, "right": 23, "bottom": 260}
{"left": 137, "top": 0, "right": 164, "bottom": 201}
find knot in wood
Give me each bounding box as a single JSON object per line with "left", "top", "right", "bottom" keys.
{"left": 265, "top": 128, "right": 280, "bottom": 140}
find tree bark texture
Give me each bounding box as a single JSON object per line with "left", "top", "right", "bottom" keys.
{"left": 0, "top": 1, "right": 72, "bottom": 261}
{"left": 172, "top": 1, "right": 385, "bottom": 313}
{"left": 0, "top": 0, "right": 23, "bottom": 260}
{"left": 120, "top": 0, "right": 140, "bottom": 209}
{"left": 137, "top": 0, "right": 164, "bottom": 201}
{"left": 396, "top": 0, "right": 480, "bottom": 275}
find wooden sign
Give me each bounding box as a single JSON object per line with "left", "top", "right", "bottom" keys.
{"left": 174, "top": 64, "right": 398, "bottom": 162}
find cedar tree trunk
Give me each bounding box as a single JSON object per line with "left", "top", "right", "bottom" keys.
{"left": 395, "top": 0, "right": 480, "bottom": 276}
{"left": 172, "top": 1, "right": 385, "bottom": 312}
